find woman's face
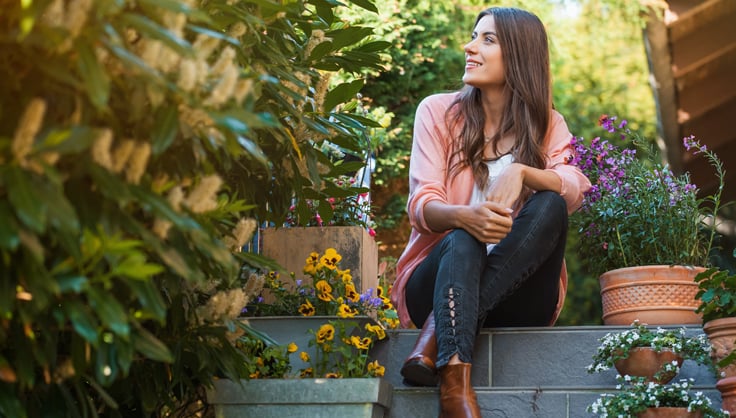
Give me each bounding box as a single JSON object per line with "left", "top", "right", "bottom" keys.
{"left": 462, "top": 15, "right": 505, "bottom": 90}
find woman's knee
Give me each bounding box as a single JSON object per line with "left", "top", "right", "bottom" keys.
{"left": 443, "top": 229, "right": 485, "bottom": 257}
{"left": 530, "top": 191, "right": 567, "bottom": 224}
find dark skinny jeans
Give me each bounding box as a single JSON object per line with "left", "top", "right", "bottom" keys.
{"left": 404, "top": 191, "right": 568, "bottom": 368}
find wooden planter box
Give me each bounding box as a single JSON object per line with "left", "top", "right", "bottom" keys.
{"left": 261, "top": 226, "right": 378, "bottom": 294}
{"left": 207, "top": 377, "right": 393, "bottom": 418}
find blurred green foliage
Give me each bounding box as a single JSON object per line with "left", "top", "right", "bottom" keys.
{"left": 0, "top": 0, "right": 386, "bottom": 416}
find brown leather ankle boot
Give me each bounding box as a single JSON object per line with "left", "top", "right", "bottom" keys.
{"left": 400, "top": 313, "right": 438, "bottom": 386}
{"left": 438, "top": 363, "right": 481, "bottom": 418}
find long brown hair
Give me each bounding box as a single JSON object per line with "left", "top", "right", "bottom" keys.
{"left": 447, "top": 7, "right": 551, "bottom": 191}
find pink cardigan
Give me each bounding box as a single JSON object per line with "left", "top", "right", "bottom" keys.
{"left": 391, "top": 92, "right": 591, "bottom": 328}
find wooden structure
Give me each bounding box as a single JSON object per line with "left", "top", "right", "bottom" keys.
{"left": 644, "top": 0, "right": 736, "bottom": 207}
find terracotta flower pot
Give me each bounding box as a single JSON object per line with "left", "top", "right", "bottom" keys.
{"left": 716, "top": 376, "right": 736, "bottom": 415}
{"left": 599, "top": 265, "right": 704, "bottom": 325}
{"left": 637, "top": 407, "right": 703, "bottom": 418}
{"left": 703, "top": 317, "right": 736, "bottom": 379}
{"left": 614, "top": 347, "right": 683, "bottom": 383}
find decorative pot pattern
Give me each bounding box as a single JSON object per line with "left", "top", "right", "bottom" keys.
{"left": 614, "top": 347, "right": 683, "bottom": 384}
{"left": 637, "top": 407, "right": 703, "bottom": 418}
{"left": 716, "top": 376, "right": 736, "bottom": 415}
{"left": 703, "top": 317, "right": 736, "bottom": 379}
{"left": 599, "top": 265, "right": 704, "bottom": 325}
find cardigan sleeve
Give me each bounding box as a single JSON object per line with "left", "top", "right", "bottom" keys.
{"left": 405, "top": 94, "right": 454, "bottom": 234}
{"left": 544, "top": 112, "right": 592, "bottom": 214}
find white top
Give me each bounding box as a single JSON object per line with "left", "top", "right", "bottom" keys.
{"left": 469, "top": 153, "right": 514, "bottom": 254}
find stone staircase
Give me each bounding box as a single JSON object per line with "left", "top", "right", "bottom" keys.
{"left": 370, "top": 325, "right": 722, "bottom": 417}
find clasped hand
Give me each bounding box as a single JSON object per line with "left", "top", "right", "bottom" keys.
{"left": 464, "top": 201, "right": 513, "bottom": 244}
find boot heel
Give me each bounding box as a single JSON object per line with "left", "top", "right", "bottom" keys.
{"left": 400, "top": 313, "right": 438, "bottom": 386}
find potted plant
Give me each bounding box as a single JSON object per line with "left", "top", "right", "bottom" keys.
{"left": 588, "top": 375, "right": 728, "bottom": 417}
{"left": 261, "top": 173, "right": 381, "bottom": 294}
{"left": 568, "top": 115, "right": 726, "bottom": 325}
{"left": 208, "top": 248, "right": 397, "bottom": 417}
{"left": 242, "top": 247, "right": 398, "bottom": 367}
{"left": 587, "top": 321, "right": 712, "bottom": 384}
{"left": 694, "top": 267, "right": 736, "bottom": 377}
{"left": 694, "top": 266, "right": 736, "bottom": 415}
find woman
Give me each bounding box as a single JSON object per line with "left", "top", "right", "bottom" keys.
{"left": 389, "top": 7, "right": 591, "bottom": 417}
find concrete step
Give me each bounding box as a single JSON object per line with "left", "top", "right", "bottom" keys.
{"left": 370, "top": 325, "right": 722, "bottom": 417}
{"left": 388, "top": 386, "right": 722, "bottom": 418}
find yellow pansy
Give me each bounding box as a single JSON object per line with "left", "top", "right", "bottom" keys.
{"left": 315, "top": 280, "right": 334, "bottom": 302}
{"left": 300, "top": 368, "right": 314, "bottom": 378}
{"left": 287, "top": 342, "right": 298, "bottom": 353}
{"left": 325, "top": 372, "right": 341, "bottom": 378}
{"left": 365, "top": 323, "right": 386, "bottom": 340}
{"left": 316, "top": 323, "right": 335, "bottom": 343}
{"left": 367, "top": 360, "right": 385, "bottom": 377}
{"left": 303, "top": 251, "right": 319, "bottom": 275}
{"left": 337, "top": 304, "right": 358, "bottom": 318}
{"left": 320, "top": 248, "right": 341, "bottom": 270}
{"left": 298, "top": 299, "right": 315, "bottom": 316}
{"left": 350, "top": 335, "right": 371, "bottom": 350}
{"left": 344, "top": 283, "right": 360, "bottom": 303}
{"left": 300, "top": 351, "right": 310, "bottom": 362}
{"left": 339, "top": 269, "right": 353, "bottom": 284}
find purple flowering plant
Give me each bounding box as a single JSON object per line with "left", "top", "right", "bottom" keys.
{"left": 568, "top": 115, "right": 725, "bottom": 276}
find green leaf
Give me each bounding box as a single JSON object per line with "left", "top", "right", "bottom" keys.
{"left": 0, "top": 202, "right": 20, "bottom": 250}
{"left": 323, "top": 80, "right": 364, "bottom": 112}
{"left": 151, "top": 105, "right": 179, "bottom": 155}
{"left": 129, "top": 186, "right": 196, "bottom": 229}
{"left": 326, "top": 161, "right": 366, "bottom": 177}
{"left": 128, "top": 280, "right": 167, "bottom": 322}
{"left": 346, "top": 0, "right": 377, "bottom": 12}
{"left": 327, "top": 26, "right": 374, "bottom": 50}
{"left": 88, "top": 165, "right": 132, "bottom": 202}
{"left": 63, "top": 300, "right": 101, "bottom": 346}
{"left": 186, "top": 24, "right": 239, "bottom": 44}
{"left": 42, "top": 126, "right": 96, "bottom": 154}
{"left": 87, "top": 287, "right": 130, "bottom": 337}
{"left": 308, "top": 41, "right": 334, "bottom": 62}
{"left": 133, "top": 325, "right": 173, "bottom": 363}
{"left": 114, "top": 253, "right": 164, "bottom": 280}
{"left": 237, "top": 135, "right": 268, "bottom": 167}
{"left": 354, "top": 40, "right": 391, "bottom": 53}
{"left": 77, "top": 43, "right": 110, "bottom": 110}
{"left": 119, "top": 13, "right": 194, "bottom": 58}
{"left": 102, "top": 37, "right": 161, "bottom": 80}
{"left": 6, "top": 167, "right": 47, "bottom": 233}
{"left": 57, "top": 275, "right": 88, "bottom": 294}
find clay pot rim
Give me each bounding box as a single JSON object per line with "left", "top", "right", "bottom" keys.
{"left": 716, "top": 375, "right": 736, "bottom": 388}
{"left": 704, "top": 316, "right": 736, "bottom": 330}
{"left": 601, "top": 265, "right": 706, "bottom": 275}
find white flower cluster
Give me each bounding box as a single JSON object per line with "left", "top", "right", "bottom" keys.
{"left": 151, "top": 175, "right": 226, "bottom": 239}
{"left": 587, "top": 321, "right": 711, "bottom": 373}
{"left": 588, "top": 376, "right": 727, "bottom": 417}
